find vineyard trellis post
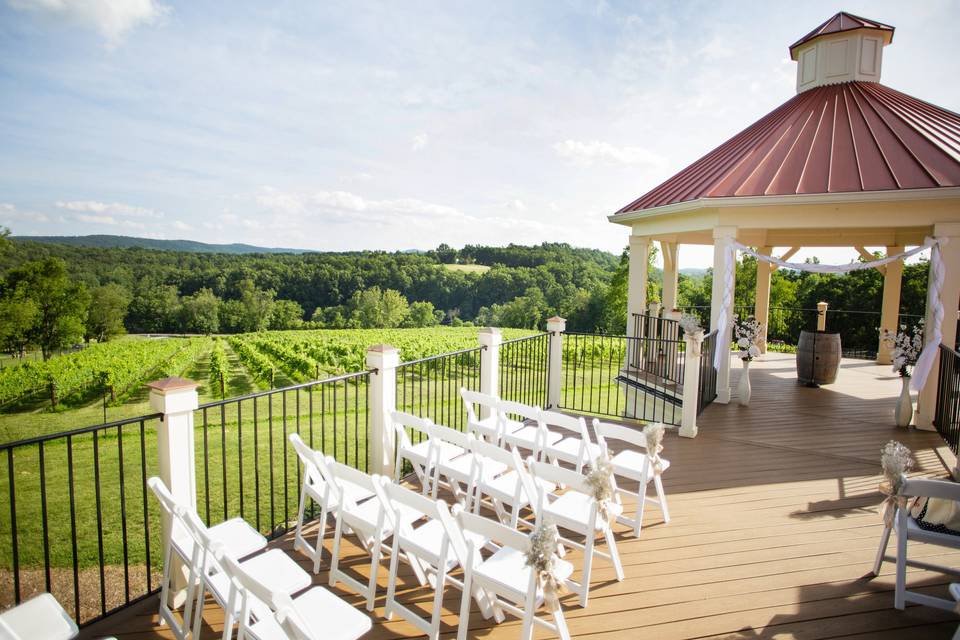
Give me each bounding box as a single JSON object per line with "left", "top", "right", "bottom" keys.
{"left": 478, "top": 328, "right": 501, "bottom": 419}
{"left": 367, "top": 344, "right": 399, "bottom": 477}
{"left": 546, "top": 316, "right": 566, "bottom": 409}
{"left": 147, "top": 375, "right": 200, "bottom": 605}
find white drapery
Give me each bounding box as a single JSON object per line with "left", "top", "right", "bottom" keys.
{"left": 712, "top": 238, "right": 945, "bottom": 392}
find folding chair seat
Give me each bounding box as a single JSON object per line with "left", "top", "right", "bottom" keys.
{"left": 498, "top": 401, "right": 562, "bottom": 460}
{"left": 148, "top": 477, "right": 267, "bottom": 640}
{"left": 0, "top": 593, "right": 78, "bottom": 640}
{"left": 524, "top": 458, "right": 625, "bottom": 607}
{"left": 326, "top": 458, "right": 428, "bottom": 611}
{"left": 289, "top": 434, "right": 375, "bottom": 574}
{"left": 217, "top": 551, "right": 372, "bottom": 640}
{"left": 471, "top": 440, "right": 555, "bottom": 528}
{"left": 392, "top": 411, "right": 464, "bottom": 493}
{"left": 430, "top": 426, "right": 506, "bottom": 509}
{"left": 454, "top": 507, "right": 572, "bottom": 640}
{"left": 872, "top": 475, "right": 960, "bottom": 611}
{"left": 542, "top": 411, "right": 601, "bottom": 474}
{"left": 593, "top": 419, "right": 670, "bottom": 536}
{"left": 461, "top": 388, "right": 502, "bottom": 443}
{"left": 374, "top": 479, "right": 497, "bottom": 639}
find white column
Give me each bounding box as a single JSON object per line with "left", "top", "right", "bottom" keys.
{"left": 626, "top": 235, "right": 651, "bottom": 338}
{"left": 477, "top": 327, "right": 502, "bottom": 418}
{"left": 148, "top": 376, "right": 199, "bottom": 605}
{"left": 546, "top": 316, "right": 566, "bottom": 409}
{"left": 877, "top": 245, "right": 904, "bottom": 365}
{"left": 660, "top": 241, "right": 680, "bottom": 312}
{"left": 754, "top": 246, "right": 772, "bottom": 353}
{"left": 710, "top": 226, "right": 737, "bottom": 404}
{"left": 366, "top": 344, "right": 399, "bottom": 476}
{"left": 918, "top": 224, "right": 960, "bottom": 429}
{"left": 679, "top": 334, "right": 703, "bottom": 438}
{"left": 816, "top": 301, "right": 829, "bottom": 331}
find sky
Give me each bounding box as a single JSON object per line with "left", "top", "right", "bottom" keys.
{"left": 1, "top": 0, "right": 958, "bottom": 267}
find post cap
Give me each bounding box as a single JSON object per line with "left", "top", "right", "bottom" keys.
{"left": 478, "top": 326, "right": 502, "bottom": 335}
{"left": 146, "top": 377, "right": 200, "bottom": 393}
{"left": 366, "top": 344, "right": 399, "bottom": 354}
{"left": 546, "top": 316, "right": 565, "bottom": 323}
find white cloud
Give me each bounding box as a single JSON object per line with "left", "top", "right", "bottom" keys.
{"left": 553, "top": 140, "right": 665, "bottom": 167}
{"left": 505, "top": 199, "right": 527, "bottom": 212}
{"left": 0, "top": 203, "right": 50, "bottom": 224}
{"left": 8, "top": 0, "right": 169, "bottom": 48}
{"left": 74, "top": 213, "right": 145, "bottom": 229}
{"left": 172, "top": 220, "right": 192, "bottom": 231}
{"left": 56, "top": 200, "right": 159, "bottom": 217}
{"left": 411, "top": 132, "right": 429, "bottom": 152}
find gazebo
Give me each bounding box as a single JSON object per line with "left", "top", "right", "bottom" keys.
{"left": 609, "top": 12, "right": 960, "bottom": 427}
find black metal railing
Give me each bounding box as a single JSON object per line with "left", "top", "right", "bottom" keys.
{"left": 628, "top": 314, "right": 685, "bottom": 385}
{"left": 196, "top": 371, "right": 370, "bottom": 540}
{"left": 631, "top": 312, "right": 681, "bottom": 345}
{"left": 499, "top": 334, "right": 550, "bottom": 409}
{"left": 934, "top": 344, "right": 960, "bottom": 455}
{"left": 395, "top": 346, "right": 483, "bottom": 437}
{"left": 0, "top": 413, "right": 164, "bottom": 626}
{"left": 560, "top": 332, "right": 682, "bottom": 425}
{"left": 698, "top": 330, "right": 719, "bottom": 414}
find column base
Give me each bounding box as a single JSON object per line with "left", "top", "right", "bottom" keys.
{"left": 716, "top": 387, "right": 731, "bottom": 404}
{"left": 678, "top": 424, "right": 698, "bottom": 438}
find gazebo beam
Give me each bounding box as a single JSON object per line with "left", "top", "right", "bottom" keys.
{"left": 855, "top": 246, "right": 886, "bottom": 275}
{"left": 877, "top": 245, "right": 903, "bottom": 364}
{"left": 770, "top": 246, "right": 801, "bottom": 272}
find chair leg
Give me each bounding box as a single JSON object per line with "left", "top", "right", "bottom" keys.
{"left": 312, "top": 507, "right": 329, "bottom": 574}
{"left": 384, "top": 536, "right": 402, "bottom": 621}
{"left": 580, "top": 532, "right": 595, "bottom": 607}
{"left": 553, "top": 605, "right": 572, "bottom": 640}
{"left": 294, "top": 481, "right": 308, "bottom": 551}
{"left": 457, "top": 568, "right": 474, "bottom": 640}
{"left": 329, "top": 516, "right": 344, "bottom": 588}
{"left": 654, "top": 474, "right": 670, "bottom": 522}
{"left": 521, "top": 592, "right": 537, "bottom": 640}
{"left": 430, "top": 559, "right": 448, "bottom": 640}
{"left": 605, "top": 526, "right": 625, "bottom": 581}
{"left": 872, "top": 523, "right": 892, "bottom": 576}
{"left": 367, "top": 537, "right": 383, "bottom": 612}
{"left": 634, "top": 480, "right": 649, "bottom": 538}
{"left": 894, "top": 523, "right": 907, "bottom": 610}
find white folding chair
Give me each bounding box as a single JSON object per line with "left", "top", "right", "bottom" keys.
{"left": 0, "top": 593, "right": 78, "bottom": 640}
{"left": 461, "top": 388, "right": 501, "bottom": 443}
{"left": 289, "top": 434, "right": 375, "bottom": 574}
{"left": 593, "top": 419, "right": 671, "bottom": 536}
{"left": 217, "top": 550, "right": 372, "bottom": 640}
{"left": 524, "top": 457, "right": 625, "bottom": 607}
{"left": 542, "top": 411, "right": 601, "bottom": 474}
{"left": 392, "top": 411, "right": 465, "bottom": 494}
{"left": 431, "top": 426, "right": 506, "bottom": 510}
{"left": 326, "top": 458, "right": 428, "bottom": 611}
{"left": 148, "top": 477, "right": 267, "bottom": 640}
{"left": 471, "top": 439, "right": 555, "bottom": 528}
{"left": 872, "top": 476, "right": 960, "bottom": 611}
{"left": 499, "top": 401, "right": 563, "bottom": 460}
{"left": 454, "top": 506, "right": 572, "bottom": 640}
{"left": 374, "top": 478, "right": 496, "bottom": 639}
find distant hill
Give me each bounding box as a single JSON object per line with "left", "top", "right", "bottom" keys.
{"left": 14, "top": 234, "right": 310, "bottom": 255}
{"left": 680, "top": 268, "right": 708, "bottom": 278}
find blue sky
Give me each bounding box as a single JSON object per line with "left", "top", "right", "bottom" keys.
{"left": 1, "top": 1, "right": 958, "bottom": 266}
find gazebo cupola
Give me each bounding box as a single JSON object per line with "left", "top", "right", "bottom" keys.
{"left": 608, "top": 11, "right": 960, "bottom": 427}
{"left": 790, "top": 12, "right": 894, "bottom": 93}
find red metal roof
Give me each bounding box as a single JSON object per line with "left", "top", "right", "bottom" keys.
{"left": 615, "top": 82, "right": 960, "bottom": 215}
{"left": 789, "top": 12, "right": 894, "bottom": 58}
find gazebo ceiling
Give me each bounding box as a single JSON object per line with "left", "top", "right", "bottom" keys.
{"left": 615, "top": 82, "right": 960, "bottom": 216}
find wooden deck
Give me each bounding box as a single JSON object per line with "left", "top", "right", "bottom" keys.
{"left": 83, "top": 353, "right": 960, "bottom": 639}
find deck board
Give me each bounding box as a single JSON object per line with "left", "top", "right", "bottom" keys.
{"left": 82, "top": 353, "right": 959, "bottom": 639}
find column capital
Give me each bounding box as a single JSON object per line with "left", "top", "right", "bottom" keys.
{"left": 712, "top": 225, "right": 738, "bottom": 240}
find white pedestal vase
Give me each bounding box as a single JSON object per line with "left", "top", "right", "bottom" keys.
{"left": 895, "top": 375, "right": 913, "bottom": 427}
{"left": 737, "top": 359, "right": 752, "bottom": 406}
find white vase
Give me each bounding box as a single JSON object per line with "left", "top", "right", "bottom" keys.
{"left": 737, "top": 359, "right": 752, "bottom": 406}
{"left": 895, "top": 375, "right": 913, "bottom": 427}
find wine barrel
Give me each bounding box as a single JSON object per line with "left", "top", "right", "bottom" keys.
{"left": 796, "top": 330, "right": 841, "bottom": 386}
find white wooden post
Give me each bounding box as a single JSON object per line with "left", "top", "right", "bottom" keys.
{"left": 710, "top": 226, "right": 737, "bottom": 404}
{"left": 627, "top": 235, "right": 651, "bottom": 338}
{"left": 754, "top": 246, "right": 773, "bottom": 353}
{"left": 679, "top": 334, "right": 703, "bottom": 438}
{"left": 478, "top": 327, "right": 502, "bottom": 419}
{"left": 817, "top": 301, "right": 828, "bottom": 331}
{"left": 366, "top": 344, "right": 399, "bottom": 476}
{"left": 148, "top": 376, "right": 199, "bottom": 605}
{"left": 660, "top": 241, "right": 680, "bottom": 312}
{"left": 546, "top": 316, "right": 566, "bottom": 409}
{"left": 646, "top": 301, "right": 661, "bottom": 368}
{"left": 877, "top": 245, "right": 904, "bottom": 365}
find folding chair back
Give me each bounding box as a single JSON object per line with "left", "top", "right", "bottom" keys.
{"left": 593, "top": 419, "right": 649, "bottom": 454}
{"left": 461, "top": 388, "right": 500, "bottom": 441}
{"left": 498, "top": 399, "right": 541, "bottom": 424}
{"left": 527, "top": 458, "right": 591, "bottom": 498}
{"left": 541, "top": 410, "right": 588, "bottom": 438}
{"left": 392, "top": 411, "right": 433, "bottom": 451}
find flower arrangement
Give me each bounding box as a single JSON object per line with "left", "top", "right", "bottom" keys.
{"left": 734, "top": 315, "right": 763, "bottom": 361}
{"left": 679, "top": 313, "right": 704, "bottom": 338}
{"left": 643, "top": 422, "right": 666, "bottom": 476}
{"left": 878, "top": 440, "right": 913, "bottom": 526}
{"left": 882, "top": 322, "right": 924, "bottom": 377}
{"left": 524, "top": 520, "right": 567, "bottom": 611}
{"left": 585, "top": 454, "right": 619, "bottom": 523}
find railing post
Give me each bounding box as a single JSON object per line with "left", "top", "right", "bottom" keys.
{"left": 546, "top": 316, "right": 566, "bottom": 409}
{"left": 817, "top": 301, "right": 828, "bottom": 331}
{"left": 147, "top": 376, "right": 200, "bottom": 605}
{"left": 366, "top": 344, "right": 399, "bottom": 476}
{"left": 478, "top": 328, "right": 502, "bottom": 418}
{"left": 680, "top": 334, "right": 703, "bottom": 438}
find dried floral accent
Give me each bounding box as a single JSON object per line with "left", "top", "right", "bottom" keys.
{"left": 586, "top": 454, "right": 619, "bottom": 524}
{"left": 643, "top": 422, "right": 666, "bottom": 476}
{"left": 524, "top": 520, "right": 567, "bottom": 611}
{"left": 881, "top": 323, "right": 924, "bottom": 377}
{"left": 734, "top": 315, "right": 763, "bottom": 361}
{"left": 879, "top": 440, "right": 914, "bottom": 526}
{"left": 679, "top": 314, "right": 704, "bottom": 338}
